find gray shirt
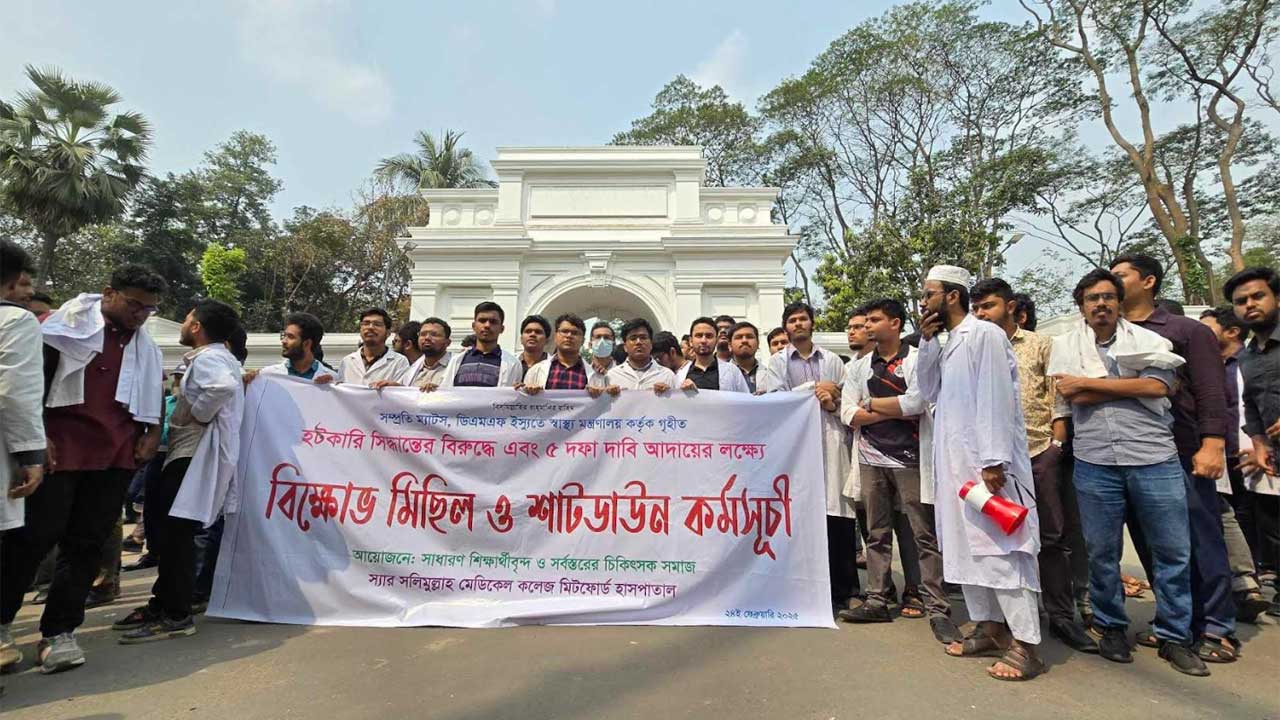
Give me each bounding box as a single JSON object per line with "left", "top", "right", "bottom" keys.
{"left": 1071, "top": 339, "right": 1178, "bottom": 467}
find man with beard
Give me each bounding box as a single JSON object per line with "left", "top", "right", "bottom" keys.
{"left": 1227, "top": 267, "right": 1280, "bottom": 617}
{"left": 763, "top": 302, "right": 858, "bottom": 614}
{"left": 972, "top": 278, "right": 1096, "bottom": 653}
{"left": 1, "top": 264, "right": 166, "bottom": 674}
{"left": 393, "top": 321, "right": 422, "bottom": 366}
{"left": 338, "top": 308, "right": 409, "bottom": 386}
{"left": 714, "top": 315, "right": 735, "bottom": 363}
{"left": 113, "top": 300, "right": 243, "bottom": 644}
{"left": 847, "top": 309, "right": 873, "bottom": 359}
{"left": 440, "top": 302, "right": 522, "bottom": 388}
{"left": 254, "top": 313, "right": 335, "bottom": 383}
{"left": 1110, "top": 254, "right": 1237, "bottom": 661}
{"left": 370, "top": 318, "right": 454, "bottom": 391}
{"left": 677, "top": 317, "right": 750, "bottom": 393}
{"left": 1050, "top": 268, "right": 1206, "bottom": 676}
{"left": 729, "top": 321, "right": 763, "bottom": 393}
{"left": 906, "top": 265, "right": 1045, "bottom": 681}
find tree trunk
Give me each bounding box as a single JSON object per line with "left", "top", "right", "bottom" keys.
{"left": 38, "top": 230, "right": 60, "bottom": 286}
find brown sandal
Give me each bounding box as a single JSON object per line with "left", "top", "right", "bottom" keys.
{"left": 946, "top": 627, "right": 1005, "bottom": 658}
{"left": 988, "top": 644, "right": 1047, "bottom": 681}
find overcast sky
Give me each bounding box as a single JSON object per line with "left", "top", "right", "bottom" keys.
{"left": 4, "top": 0, "right": 1275, "bottom": 283}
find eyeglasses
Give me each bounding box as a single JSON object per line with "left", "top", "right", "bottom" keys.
{"left": 123, "top": 298, "right": 159, "bottom": 316}
{"left": 919, "top": 290, "right": 944, "bottom": 302}
{"left": 279, "top": 332, "right": 299, "bottom": 341}
{"left": 1082, "top": 292, "right": 1119, "bottom": 304}
{"left": 556, "top": 328, "right": 583, "bottom": 337}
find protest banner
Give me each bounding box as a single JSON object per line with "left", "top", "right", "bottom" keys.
{"left": 209, "top": 376, "right": 835, "bottom": 628}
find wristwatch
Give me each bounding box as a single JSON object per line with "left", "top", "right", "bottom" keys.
{"left": 1050, "top": 439, "right": 1064, "bottom": 449}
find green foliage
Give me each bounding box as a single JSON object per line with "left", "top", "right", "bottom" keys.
{"left": 0, "top": 65, "right": 151, "bottom": 280}
{"left": 375, "top": 130, "right": 493, "bottom": 193}
{"left": 199, "top": 245, "right": 247, "bottom": 309}
{"left": 612, "top": 75, "right": 767, "bottom": 186}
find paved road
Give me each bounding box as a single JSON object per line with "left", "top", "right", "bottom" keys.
{"left": 4, "top": 561, "right": 1278, "bottom": 720}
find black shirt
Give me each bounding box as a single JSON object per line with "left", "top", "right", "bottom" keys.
{"left": 686, "top": 359, "right": 720, "bottom": 390}
{"left": 1241, "top": 322, "right": 1280, "bottom": 453}
{"left": 861, "top": 345, "right": 920, "bottom": 467}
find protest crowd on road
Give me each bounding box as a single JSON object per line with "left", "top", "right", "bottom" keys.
{"left": 1, "top": 236, "right": 1278, "bottom": 685}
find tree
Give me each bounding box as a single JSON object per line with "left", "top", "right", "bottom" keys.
{"left": 612, "top": 75, "right": 767, "bottom": 187}
{"left": 1022, "top": 0, "right": 1276, "bottom": 302}
{"left": 374, "top": 130, "right": 493, "bottom": 193}
{"left": 199, "top": 245, "right": 247, "bottom": 310}
{"left": 0, "top": 65, "right": 151, "bottom": 282}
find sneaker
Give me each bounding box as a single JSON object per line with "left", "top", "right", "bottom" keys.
{"left": 191, "top": 599, "right": 209, "bottom": 615}
{"left": 1159, "top": 640, "right": 1210, "bottom": 677}
{"left": 837, "top": 603, "right": 893, "bottom": 623}
{"left": 123, "top": 554, "right": 158, "bottom": 572}
{"left": 0, "top": 625, "right": 20, "bottom": 674}
{"left": 37, "top": 633, "right": 86, "bottom": 674}
{"left": 119, "top": 616, "right": 196, "bottom": 644}
{"left": 112, "top": 605, "right": 161, "bottom": 631}
{"left": 1098, "top": 628, "right": 1133, "bottom": 663}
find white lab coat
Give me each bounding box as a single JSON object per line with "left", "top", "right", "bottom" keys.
{"left": 338, "top": 347, "right": 410, "bottom": 386}
{"left": 762, "top": 344, "right": 854, "bottom": 519}
{"left": 917, "top": 315, "right": 1040, "bottom": 589}
{"left": 675, "top": 358, "right": 751, "bottom": 393}
{"left": 839, "top": 347, "right": 935, "bottom": 504}
{"left": 522, "top": 356, "right": 606, "bottom": 389}
{"left": 0, "top": 304, "right": 45, "bottom": 530}
{"left": 170, "top": 345, "right": 245, "bottom": 527}
{"left": 439, "top": 348, "right": 523, "bottom": 388}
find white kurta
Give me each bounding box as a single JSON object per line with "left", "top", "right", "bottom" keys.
{"left": 762, "top": 345, "right": 854, "bottom": 519}
{"left": 916, "top": 315, "right": 1040, "bottom": 591}
{"left": 338, "top": 347, "right": 410, "bottom": 386}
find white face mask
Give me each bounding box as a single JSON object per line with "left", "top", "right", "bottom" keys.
{"left": 591, "top": 338, "right": 614, "bottom": 358}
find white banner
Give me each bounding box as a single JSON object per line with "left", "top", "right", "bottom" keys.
{"left": 209, "top": 375, "right": 834, "bottom": 628}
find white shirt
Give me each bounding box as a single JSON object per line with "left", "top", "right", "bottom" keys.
{"left": 606, "top": 359, "right": 676, "bottom": 390}
{"left": 338, "top": 347, "right": 410, "bottom": 386}
{"left": 0, "top": 304, "right": 45, "bottom": 530}
{"left": 260, "top": 358, "right": 337, "bottom": 382}
{"left": 169, "top": 345, "right": 245, "bottom": 527}
{"left": 401, "top": 352, "right": 453, "bottom": 388}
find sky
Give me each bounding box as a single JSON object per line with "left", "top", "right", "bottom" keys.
{"left": 3, "top": 0, "right": 1274, "bottom": 285}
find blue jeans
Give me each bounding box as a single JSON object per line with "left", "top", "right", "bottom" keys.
{"left": 1073, "top": 458, "right": 1192, "bottom": 644}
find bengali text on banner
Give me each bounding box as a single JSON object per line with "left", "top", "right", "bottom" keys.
{"left": 209, "top": 375, "right": 834, "bottom": 628}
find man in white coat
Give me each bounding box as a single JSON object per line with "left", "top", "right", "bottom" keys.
{"left": 338, "top": 308, "right": 409, "bottom": 386}
{"left": 0, "top": 240, "right": 46, "bottom": 674}
{"left": 676, "top": 317, "right": 750, "bottom": 394}
{"left": 762, "top": 302, "right": 859, "bottom": 612}
{"left": 438, "top": 302, "right": 523, "bottom": 389}
{"left": 913, "top": 265, "right": 1045, "bottom": 681}
{"left": 113, "top": 300, "right": 244, "bottom": 644}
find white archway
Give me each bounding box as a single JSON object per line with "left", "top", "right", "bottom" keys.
{"left": 529, "top": 275, "right": 671, "bottom": 333}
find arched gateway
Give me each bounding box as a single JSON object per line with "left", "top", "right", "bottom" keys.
{"left": 399, "top": 147, "right": 796, "bottom": 350}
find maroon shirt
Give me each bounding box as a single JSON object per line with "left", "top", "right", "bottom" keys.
{"left": 1133, "top": 306, "right": 1228, "bottom": 461}
{"left": 43, "top": 322, "right": 142, "bottom": 472}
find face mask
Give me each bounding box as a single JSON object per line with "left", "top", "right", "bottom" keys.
{"left": 591, "top": 338, "right": 614, "bottom": 358}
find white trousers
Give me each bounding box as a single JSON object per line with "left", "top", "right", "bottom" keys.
{"left": 961, "top": 584, "right": 1042, "bottom": 644}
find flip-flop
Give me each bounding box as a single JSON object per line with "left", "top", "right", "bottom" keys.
{"left": 1135, "top": 629, "right": 1159, "bottom": 648}
{"left": 988, "top": 645, "right": 1047, "bottom": 681}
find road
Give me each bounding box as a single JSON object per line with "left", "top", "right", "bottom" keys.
{"left": 3, "top": 557, "right": 1277, "bottom": 719}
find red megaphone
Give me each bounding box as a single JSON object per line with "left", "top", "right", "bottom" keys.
{"left": 959, "top": 480, "right": 1029, "bottom": 536}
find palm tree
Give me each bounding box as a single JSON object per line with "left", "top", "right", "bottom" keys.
{"left": 374, "top": 130, "right": 494, "bottom": 192}
{"left": 0, "top": 65, "right": 152, "bottom": 282}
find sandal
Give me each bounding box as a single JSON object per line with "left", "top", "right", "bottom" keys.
{"left": 945, "top": 627, "right": 1005, "bottom": 658}
{"left": 899, "top": 591, "right": 926, "bottom": 619}
{"left": 1195, "top": 634, "right": 1240, "bottom": 664}
{"left": 987, "top": 644, "right": 1047, "bottom": 682}
{"left": 1121, "top": 577, "right": 1145, "bottom": 598}
{"left": 1135, "top": 629, "right": 1158, "bottom": 648}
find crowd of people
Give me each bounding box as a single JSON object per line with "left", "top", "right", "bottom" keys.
{"left": 1, "top": 236, "right": 1277, "bottom": 685}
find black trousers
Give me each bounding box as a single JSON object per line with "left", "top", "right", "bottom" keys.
{"left": 0, "top": 469, "right": 131, "bottom": 636}
{"left": 145, "top": 458, "right": 200, "bottom": 620}
{"left": 1031, "top": 445, "right": 1082, "bottom": 623}
{"left": 827, "top": 515, "right": 860, "bottom": 604}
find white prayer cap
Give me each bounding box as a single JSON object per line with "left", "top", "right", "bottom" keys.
{"left": 925, "top": 264, "right": 972, "bottom": 288}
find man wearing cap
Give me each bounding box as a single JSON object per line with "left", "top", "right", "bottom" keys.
{"left": 868, "top": 265, "right": 1044, "bottom": 681}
